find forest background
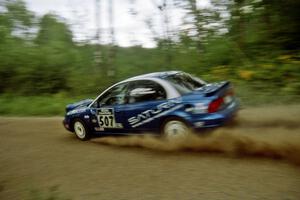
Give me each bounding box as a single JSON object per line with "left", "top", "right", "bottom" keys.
{"left": 0, "top": 0, "right": 299, "bottom": 115}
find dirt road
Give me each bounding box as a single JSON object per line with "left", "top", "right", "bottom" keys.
{"left": 0, "top": 105, "right": 300, "bottom": 200}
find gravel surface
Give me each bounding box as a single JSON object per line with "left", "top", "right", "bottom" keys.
{"left": 0, "top": 105, "right": 300, "bottom": 200}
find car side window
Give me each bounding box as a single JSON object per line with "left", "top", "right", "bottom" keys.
{"left": 128, "top": 80, "right": 166, "bottom": 104}
{"left": 96, "top": 83, "right": 128, "bottom": 107}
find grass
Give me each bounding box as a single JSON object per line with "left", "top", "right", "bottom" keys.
{"left": 235, "top": 83, "right": 300, "bottom": 106}
{"left": 0, "top": 94, "right": 91, "bottom": 116}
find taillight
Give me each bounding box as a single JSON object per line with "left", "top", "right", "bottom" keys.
{"left": 208, "top": 97, "right": 224, "bottom": 113}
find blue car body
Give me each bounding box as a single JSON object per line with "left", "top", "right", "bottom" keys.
{"left": 63, "top": 71, "right": 239, "bottom": 138}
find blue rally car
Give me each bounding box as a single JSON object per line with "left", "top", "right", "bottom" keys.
{"left": 63, "top": 71, "right": 239, "bottom": 140}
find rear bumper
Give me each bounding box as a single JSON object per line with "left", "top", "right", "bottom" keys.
{"left": 188, "top": 100, "right": 239, "bottom": 130}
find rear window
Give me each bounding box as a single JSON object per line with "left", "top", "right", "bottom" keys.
{"left": 165, "top": 73, "right": 205, "bottom": 95}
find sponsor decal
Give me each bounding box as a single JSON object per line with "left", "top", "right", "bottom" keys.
{"left": 115, "top": 123, "right": 123, "bottom": 128}
{"left": 97, "top": 108, "right": 121, "bottom": 129}
{"left": 95, "top": 127, "right": 104, "bottom": 131}
{"left": 128, "top": 99, "right": 183, "bottom": 128}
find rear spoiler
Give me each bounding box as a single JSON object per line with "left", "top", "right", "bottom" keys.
{"left": 203, "top": 81, "right": 231, "bottom": 97}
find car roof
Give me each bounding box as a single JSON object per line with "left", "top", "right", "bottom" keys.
{"left": 88, "top": 71, "right": 185, "bottom": 107}
{"left": 124, "top": 71, "right": 181, "bottom": 82}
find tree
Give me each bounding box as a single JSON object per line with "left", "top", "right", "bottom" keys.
{"left": 0, "top": 0, "right": 35, "bottom": 93}
{"left": 35, "top": 14, "right": 73, "bottom": 46}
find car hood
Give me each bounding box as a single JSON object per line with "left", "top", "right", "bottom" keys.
{"left": 66, "top": 99, "right": 93, "bottom": 112}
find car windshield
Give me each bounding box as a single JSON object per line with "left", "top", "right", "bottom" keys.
{"left": 165, "top": 73, "right": 206, "bottom": 95}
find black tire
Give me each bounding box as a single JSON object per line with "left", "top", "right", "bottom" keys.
{"left": 73, "top": 119, "right": 91, "bottom": 141}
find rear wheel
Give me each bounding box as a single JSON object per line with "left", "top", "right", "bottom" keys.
{"left": 73, "top": 119, "right": 90, "bottom": 141}
{"left": 162, "top": 119, "right": 190, "bottom": 140}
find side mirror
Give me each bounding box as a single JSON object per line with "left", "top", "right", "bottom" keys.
{"left": 96, "top": 101, "right": 105, "bottom": 108}
{"left": 130, "top": 88, "right": 156, "bottom": 97}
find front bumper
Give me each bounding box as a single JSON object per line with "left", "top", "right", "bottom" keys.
{"left": 62, "top": 118, "right": 72, "bottom": 131}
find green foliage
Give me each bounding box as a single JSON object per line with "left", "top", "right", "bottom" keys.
{"left": 0, "top": 94, "right": 85, "bottom": 116}
{"left": 35, "top": 14, "right": 73, "bottom": 46}
{"left": 6, "top": 0, "right": 34, "bottom": 27}
{"left": 1, "top": 85, "right": 299, "bottom": 116}
{"left": 0, "top": 0, "right": 299, "bottom": 115}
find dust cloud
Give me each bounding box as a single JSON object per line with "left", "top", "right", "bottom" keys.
{"left": 93, "top": 105, "right": 300, "bottom": 165}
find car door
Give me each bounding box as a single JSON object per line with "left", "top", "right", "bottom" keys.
{"left": 122, "top": 80, "right": 168, "bottom": 133}
{"left": 89, "top": 82, "right": 130, "bottom": 134}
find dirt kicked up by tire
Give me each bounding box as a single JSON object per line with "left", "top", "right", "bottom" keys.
{"left": 0, "top": 105, "right": 300, "bottom": 200}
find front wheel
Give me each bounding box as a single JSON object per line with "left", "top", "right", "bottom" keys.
{"left": 162, "top": 119, "right": 191, "bottom": 140}
{"left": 73, "top": 119, "right": 90, "bottom": 141}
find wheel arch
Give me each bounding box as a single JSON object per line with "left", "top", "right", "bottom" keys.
{"left": 70, "top": 117, "right": 90, "bottom": 132}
